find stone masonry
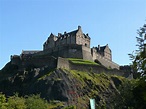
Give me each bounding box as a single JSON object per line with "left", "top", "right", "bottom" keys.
{"left": 11, "top": 26, "right": 119, "bottom": 70}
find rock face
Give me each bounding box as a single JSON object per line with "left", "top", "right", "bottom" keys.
{"left": 0, "top": 62, "right": 125, "bottom": 108}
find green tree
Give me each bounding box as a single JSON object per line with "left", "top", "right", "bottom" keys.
{"left": 7, "top": 93, "right": 26, "bottom": 109}
{"left": 129, "top": 23, "right": 146, "bottom": 78}
{"left": 129, "top": 23, "right": 146, "bottom": 109}
{"left": 0, "top": 93, "right": 7, "bottom": 109}
{"left": 25, "top": 94, "right": 48, "bottom": 109}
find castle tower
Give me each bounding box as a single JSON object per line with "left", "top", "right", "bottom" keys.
{"left": 75, "top": 26, "right": 90, "bottom": 48}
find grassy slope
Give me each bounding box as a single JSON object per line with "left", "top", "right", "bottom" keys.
{"left": 61, "top": 69, "right": 127, "bottom": 108}
{"left": 68, "top": 58, "right": 99, "bottom": 65}
{"left": 36, "top": 68, "right": 127, "bottom": 108}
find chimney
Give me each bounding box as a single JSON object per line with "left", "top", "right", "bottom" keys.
{"left": 64, "top": 31, "right": 67, "bottom": 34}
{"left": 98, "top": 45, "right": 100, "bottom": 51}
{"left": 58, "top": 33, "right": 62, "bottom": 37}
{"left": 78, "top": 25, "right": 81, "bottom": 30}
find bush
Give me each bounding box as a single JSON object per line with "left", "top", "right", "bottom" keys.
{"left": 0, "top": 93, "right": 7, "bottom": 109}
{"left": 0, "top": 93, "right": 50, "bottom": 109}
{"left": 64, "top": 105, "right": 76, "bottom": 109}
{"left": 25, "top": 94, "right": 48, "bottom": 109}
{"left": 7, "top": 93, "right": 26, "bottom": 109}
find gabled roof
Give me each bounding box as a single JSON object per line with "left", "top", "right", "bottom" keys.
{"left": 96, "top": 44, "right": 111, "bottom": 52}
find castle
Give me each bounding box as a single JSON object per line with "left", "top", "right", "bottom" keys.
{"left": 11, "top": 26, "right": 119, "bottom": 70}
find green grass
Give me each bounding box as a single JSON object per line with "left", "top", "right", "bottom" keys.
{"left": 67, "top": 69, "right": 111, "bottom": 90}
{"left": 68, "top": 58, "right": 99, "bottom": 65}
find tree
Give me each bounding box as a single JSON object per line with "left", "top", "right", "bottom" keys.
{"left": 0, "top": 93, "right": 7, "bottom": 109}
{"left": 129, "top": 23, "right": 146, "bottom": 109}
{"left": 7, "top": 93, "right": 26, "bottom": 109}
{"left": 129, "top": 23, "right": 146, "bottom": 78}
{"left": 25, "top": 94, "right": 48, "bottom": 109}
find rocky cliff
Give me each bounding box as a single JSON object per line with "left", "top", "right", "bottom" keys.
{"left": 0, "top": 62, "right": 128, "bottom": 108}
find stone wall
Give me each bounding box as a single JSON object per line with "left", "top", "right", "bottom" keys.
{"left": 96, "top": 55, "right": 119, "bottom": 69}
{"left": 57, "top": 57, "right": 70, "bottom": 69}
{"left": 11, "top": 55, "right": 130, "bottom": 78}
{"left": 56, "top": 57, "right": 129, "bottom": 78}
{"left": 82, "top": 46, "right": 93, "bottom": 61}
{"left": 35, "top": 44, "right": 93, "bottom": 61}
{"left": 22, "top": 56, "right": 57, "bottom": 69}
{"left": 91, "top": 48, "right": 119, "bottom": 69}
{"left": 69, "top": 63, "right": 124, "bottom": 77}
{"left": 11, "top": 55, "right": 57, "bottom": 70}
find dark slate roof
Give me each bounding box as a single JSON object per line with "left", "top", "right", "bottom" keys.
{"left": 98, "top": 46, "right": 106, "bottom": 52}
{"left": 57, "top": 29, "right": 78, "bottom": 40}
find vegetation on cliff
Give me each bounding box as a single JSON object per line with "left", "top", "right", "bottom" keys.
{"left": 0, "top": 62, "right": 137, "bottom": 109}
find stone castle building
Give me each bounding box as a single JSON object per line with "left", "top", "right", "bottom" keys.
{"left": 43, "top": 26, "right": 90, "bottom": 50}
{"left": 11, "top": 26, "right": 119, "bottom": 70}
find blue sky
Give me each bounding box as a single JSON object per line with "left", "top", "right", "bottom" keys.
{"left": 0, "top": 0, "right": 146, "bottom": 69}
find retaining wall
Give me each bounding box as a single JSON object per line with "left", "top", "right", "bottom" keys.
{"left": 57, "top": 57, "right": 128, "bottom": 78}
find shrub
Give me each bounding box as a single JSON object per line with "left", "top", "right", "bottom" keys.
{"left": 7, "top": 93, "right": 26, "bottom": 109}
{"left": 25, "top": 94, "right": 48, "bottom": 109}
{"left": 0, "top": 93, "right": 7, "bottom": 109}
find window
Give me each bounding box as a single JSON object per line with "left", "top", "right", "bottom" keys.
{"left": 85, "top": 43, "right": 87, "bottom": 47}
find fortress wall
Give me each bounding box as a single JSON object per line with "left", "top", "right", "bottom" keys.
{"left": 34, "top": 45, "right": 94, "bottom": 62}
{"left": 96, "top": 55, "right": 119, "bottom": 70}
{"left": 57, "top": 57, "right": 70, "bottom": 69}
{"left": 36, "top": 44, "right": 84, "bottom": 59}
{"left": 82, "top": 46, "right": 93, "bottom": 61}
{"left": 21, "top": 56, "right": 57, "bottom": 69}
{"left": 49, "top": 45, "right": 83, "bottom": 59}
{"left": 67, "top": 45, "right": 83, "bottom": 59}
{"left": 70, "top": 63, "right": 106, "bottom": 73}
{"left": 69, "top": 62, "right": 124, "bottom": 77}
